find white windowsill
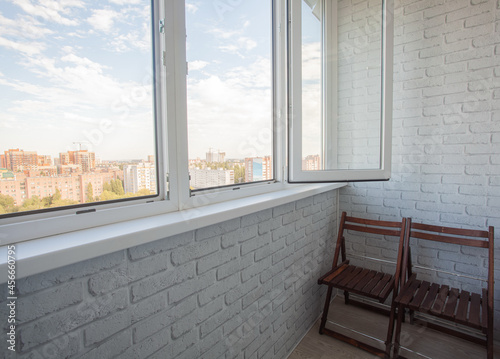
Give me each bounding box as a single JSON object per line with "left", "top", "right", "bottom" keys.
{"left": 0, "top": 183, "right": 345, "bottom": 283}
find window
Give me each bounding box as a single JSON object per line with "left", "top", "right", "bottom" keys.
{"left": 185, "top": 0, "right": 274, "bottom": 191}
{"left": 0, "top": 0, "right": 393, "bottom": 245}
{"left": 0, "top": 0, "right": 163, "bottom": 218}
{"left": 288, "top": 0, "right": 394, "bottom": 182}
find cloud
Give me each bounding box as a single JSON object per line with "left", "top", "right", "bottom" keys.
{"left": 187, "top": 57, "right": 273, "bottom": 158}
{"left": 186, "top": 2, "right": 200, "bottom": 14}
{"left": 9, "top": 0, "right": 83, "bottom": 26}
{"left": 208, "top": 25, "right": 258, "bottom": 58}
{"left": 110, "top": 22, "right": 150, "bottom": 52}
{"left": 189, "top": 60, "right": 209, "bottom": 72}
{"left": 0, "top": 13, "right": 53, "bottom": 39}
{"left": 0, "top": 36, "right": 45, "bottom": 55}
{"left": 109, "top": 0, "right": 141, "bottom": 4}
{"left": 87, "top": 9, "right": 119, "bottom": 33}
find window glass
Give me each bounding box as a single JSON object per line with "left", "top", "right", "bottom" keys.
{"left": 185, "top": 0, "right": 274, "bottom": 191}
{"left": 0, "top": 0, "right": 158, "bottom": 216}
{"left": 289, "top": 0, "right": 392, "bottom": 182}
{"left": 301, "top": 0, "right": 323, "bottom": 171}
{"left": 337, "top": 0, "right": 382, "bottom": 170}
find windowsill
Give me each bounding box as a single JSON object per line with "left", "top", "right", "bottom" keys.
{"left": 0, "top": 183, "right": 345, "bottom": 283}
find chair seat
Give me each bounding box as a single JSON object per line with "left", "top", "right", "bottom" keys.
{"left": 395, "top": 274, "right": 489, "bottom": 331}
{"left": 318, "top": 263, "right": 395, "bottom": 302}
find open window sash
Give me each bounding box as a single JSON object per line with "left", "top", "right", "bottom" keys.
{"left": 288, "top": 0, "right": 394, "bottom": 183}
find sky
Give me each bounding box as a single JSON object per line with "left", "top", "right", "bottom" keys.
{"left": 0, "top": 0, "right": 156, "bottom": 161}
{"left": 0, "top": 0, "right": 322, "bottom": 162}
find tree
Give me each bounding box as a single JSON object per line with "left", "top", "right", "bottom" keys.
{"left": 99, "top": 190, "right": 120, "bottom": 202}
{"left": 103, "top": 182, "right": 112, "bottom": 192}
{"left": 86, "top": 183, "right": 94, "bottom": 203}
{"left": 0, "top": 194, "right": 15, "bottom": 213}
{"left": 111, "top": 179, "right": 124, "bottom": 196}
{"left": 52, "top": 188, "right": 62, "bottom": 202}
{"left": 20, "top": 196, "right": 44, "bottom": 212}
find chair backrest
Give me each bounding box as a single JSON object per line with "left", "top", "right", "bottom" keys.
{"left": 332, "top": 212, "right": 407, "bottom": 290}
{"left": 402, "top": 219, "right": 494, "bottom": 313}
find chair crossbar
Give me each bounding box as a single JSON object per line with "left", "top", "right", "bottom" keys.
{"left": 411, "top": 230, "right": 489, "bottom": 248}
{"left": 344, "top": 223, "right": 403, "bottom": 237}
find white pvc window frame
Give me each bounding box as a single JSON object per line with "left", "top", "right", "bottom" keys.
{"left": 0, "top": 0, "right": 178, "bottom": 246}
{"left": 0, "top": 0, "right": 289, "bottom": 245}
{"left": 288, "top": 0, "right": 394, "bottom": 183}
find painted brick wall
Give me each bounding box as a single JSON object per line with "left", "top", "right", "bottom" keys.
{"left": 0, "top": 190, "right": 337, "bottom": 359}
{"left": 339, "top": 0, "right": 500, "bottom": 339}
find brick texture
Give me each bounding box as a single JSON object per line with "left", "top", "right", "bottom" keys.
{"left": 0, "top": 191, "right": 337, "bottom": 358}
{"left": 339, "top": 0, "right": 500, "bottom": 340}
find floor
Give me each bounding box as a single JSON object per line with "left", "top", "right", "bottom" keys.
{"left": 289, "top": 296, "right": 499, "bottom": 359}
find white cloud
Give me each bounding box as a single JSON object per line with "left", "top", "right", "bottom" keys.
{"left": 302, "top": 42, "right": 321, "bottom": 81}
{"left": 0, "top": 14, "right": 53, "bottom": 39}
{"left": 0, "top": 36, "right": 45, "bottom": 55}
{"left": 186, "top": 2, "right": 199, "bottom": 14}
{"left": 186, "top": 57, "right": 273, "bottom": 158}
{"left": 87, "top": 9, "right": 119, "bottom": 33}
{"left": 110, "top": 23, "right": 150, "bottom": 52}
{"left": 109, "top": 0, "right": 141, "bottom": 4}
{"left": 9, "top": 0, "right": 83, "bottom": 26}
{"left": 189, "top": 61, "right": 209, "bottom": 72}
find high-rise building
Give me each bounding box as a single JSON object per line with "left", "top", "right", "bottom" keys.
{"left": 123, "top": 163, "right": 157, "bottom": 194}
{"left": 206, "top": 149, "right": 225, "bottom": 163}
{"left": 302, "top": 155, "right": 321, "bottom": 171}
{"left": 244, "top": 156, "right": 273, "bottom": 182}
{"left": 59, "top": 150, "right": 96, "bottom": 173}
{"left": 190, "top": 168, "right": 234, "bottom": 189}
{"left": 3, "top": 149, "right": 38, "bottom": 172}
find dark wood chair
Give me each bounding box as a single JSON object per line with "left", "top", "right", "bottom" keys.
{"left": 392, "top": 220, "right": 494, "bottom": 359}
{"left": 317, "top": 212, "right": 407, "bottom": 358}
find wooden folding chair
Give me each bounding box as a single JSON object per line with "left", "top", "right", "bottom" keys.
{"left": 317, "top": 212, "right": 407, "bottom": 358}
{"left": 392, "top": 220, "right": 494, "bottom": 359}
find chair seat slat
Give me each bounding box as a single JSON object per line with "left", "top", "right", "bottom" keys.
{"left": 361, "top": 272, "right": 384, "bottom": 293}
{"left": 338, "top": 266, "right": 364, "bottom": 287}
{"left": 353, "top": 270, "right": 376, "bottom": 292}
{"left": 455, "top": 291, "right": 470, "bottom": 323}
{"left": 419, "top": 283, "right": 440, "bottom": 313}
{"left": 408, "top": 281, "right": 430, "bottom": 311}
{"left": 469, "top": 293, "right": 481, "bottom": 327}
{"left": 430, "top": 285, "right": 449, "bottom": 315}
{"left": 443, "top": 288, "right": 460, "bottom": 318}
{"left": 370, "top": 273, "right": 392, "bottom": 298}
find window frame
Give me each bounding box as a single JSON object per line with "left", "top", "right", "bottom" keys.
{"left": 0, "top": 0, "right": 394, "bottom": 247}
{"left": 0, "top": 0, "right": 177, "bottom": 245}
{"left": 287, "top": 0, "right": 394, "bottom": 183}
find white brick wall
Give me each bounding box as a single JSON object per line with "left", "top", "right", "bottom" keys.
{"left": 0, "top": 191, "right": 337, "bottom": 358}
{"left": 339, "top": 0, "right": 500, "bottom": 339}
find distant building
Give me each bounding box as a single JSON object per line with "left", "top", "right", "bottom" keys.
{"left": 59, "top": 150, "right": 96, "bottom": 173}
{"left": 3, "top": 149, "right": 39, "bottom": 172}
{"left": 123, "top": 163, "right": 157, "bottom": 194}
{"left": 147, "top": 155, "right": 155, "bottom": 163}
{"left": 0, "top": 171, "right": 121, "bottom": 206}
{"left": 206, "top": 149, "right": 225, "bottom": 163}
{"left": 302, "top": 155, "right": 321, "bottom": 171}
{"left": 190, "top": 168, "right": 234, "bottom": 189}
{"left": 244, "top": 156, "right": 273, "bottom": 182}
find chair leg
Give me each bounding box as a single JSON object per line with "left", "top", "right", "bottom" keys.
{"left": 393, "top": 304, "right": 404, "bottom": 358}
{"left": 487, "top": 325, "right": 493, "bottom": 359}
{"left": 384, "top": 303, "right": 397, "bottom": 359}
{"left": 319, "top": 285, "right": 334, "bottom": 335}
{"left": 344, "top": 290, "right": 350, "bottom": 305}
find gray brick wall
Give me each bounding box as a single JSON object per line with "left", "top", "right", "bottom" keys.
{"left": 0, "top": 190, "right": 337, "bottom": 358}
{"left": 339, "top": 0, "right": 500, "bottom": 339}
